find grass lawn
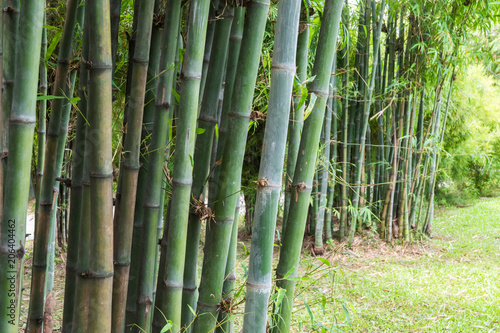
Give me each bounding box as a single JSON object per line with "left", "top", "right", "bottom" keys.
{"left": 281, "top": 197, "right": 500, "bottom": 332}
{"left": 19, "top": 197, "right": 500, "bottom": 332}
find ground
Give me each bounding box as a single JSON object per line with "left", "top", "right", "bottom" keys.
{"left": 19, "top": 197, "right": 500, "bottom": 332}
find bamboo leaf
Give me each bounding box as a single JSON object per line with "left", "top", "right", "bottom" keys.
{"left": 342, "top": 304, "right": 351, "bottom": 326}
{"left": 303, "top": 298, "right": 314, "bottom": 323}
{"left": 46, "top": 30, "right": 62, "bottom": 62}
{"left": 160, "top": 322, "right": 173, "bottom": 333}
{"left": 317, "top": 258, "right": 331, "bottom": 267}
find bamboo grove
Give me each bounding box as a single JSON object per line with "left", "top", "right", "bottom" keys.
{"left": 0, "top": 0, "right": 497, "bottom": 332}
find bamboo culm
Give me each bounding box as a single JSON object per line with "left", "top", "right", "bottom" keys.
{"left": 242, "top": 0, "right": 301, "bottom": 330}
{"left": 0, "top": 0, "right": 44, "bottom": 331}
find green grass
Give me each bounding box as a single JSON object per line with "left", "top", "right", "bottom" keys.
{"left": 280, "top": 197, "right": 500, "bottom": 332}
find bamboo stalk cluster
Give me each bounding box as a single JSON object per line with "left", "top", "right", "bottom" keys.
{"left": 0, "top": 0, "right": 497, "bottom": 332}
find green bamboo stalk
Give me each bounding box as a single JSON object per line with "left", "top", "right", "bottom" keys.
{"left": 208, "top": 6, "right": 245, "bottom": 206}
{"left": 325, "top": 55, "right": 338, "bottom": 241}
{"left": 339, "top": 1, "right": 349, "bottom": 241}
{"left": 148, "top": 4, "right": 184, "bottom": 330}
{"left": 151, "top": 42, "right": 182, "bottom": 333}
{"left": 316, "top": 53, "right": 337, "bottom": 250}
{"left": 0, "top": 1, "right": 4, "bottom": 221}
{"left": 216, "top": 198, "right": 240, "bottom": 333}
{"left": 62, "top": 27, "right": 89, "bottom": 331}
{"left": 199, "top": 0, "right": 219, "bottom": 98}
{"left": 86, "top": 0, "right": 114, "bottom": 330}
{"left": 153, "top": 0, "right": 211, "bottom": 330}
{"left": 72, "top": 167, "right": 91, "bottom": 333}
{"left": 111, "top": 0, "right": 121, "bottom": 73}
{"left": 1, "top": 0, "right": 20, "bottom": 173}
{"left": 242, "top": 0, "right": 301, "bottom": 330}
{"left": 374, "top": 42, "right": 384, "bottom": 212}
{"left": 114, "top": 4, "right": 142, "bottom": 270}
{"left": 28, "top": 1, "right": 81, "bottom": 330}
{"left": 117, "top": 11, "right": 161, "bottom": 329}
{"left": 192, "top": 1, "right": 270, "bottom": 331}
{"left": 68, "top": 21, "right": 90, "bottom": 333}
{"left": 110, "top": 0, "right": 156, "bottom": 329}
{"left": 35, "top": 19, "right": 47, "bottom": 245}
{"left": 352, "top": 0, "right": 369, "bottom": 197}
{"left": 181, "top": 2, "right": 234, "bottom": 329}
{"left": 271, "top": 1, "right": 343, "bottom": 331}
{"left": 131, "top": 4, "right": 174, "bottom": 330}
{"left": 0, "top": 0, "right": 44, "bottom": 331}
{"left": 283, "top": 5, "right": 309, "bottom": 231}
{"left": 43, "top": 71, "right": 77, "bottom": 333}
{"left": 347, "top": 0, "right": 385, "bottom": 246}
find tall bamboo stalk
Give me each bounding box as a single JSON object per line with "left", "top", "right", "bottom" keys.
{"left": 110, "top": 0, "right": 156, "bottom": 329}
{"left": 242, "top": 0, "right": 301, "bottom": 330}
{"left": 0, "top": 0, "right": 44, "bottom": 331}
{"left": 283, "top": 3, "right": 309, "bottom": 232}
{"left": 199, "top": 0, "right": 219, "bottom": 98}
{"left": 69, "top": 20, "right": 90, "bottom": 333}
{"left": 339, "top": 1, "right": 350, "bottom": 241}
{"left": 35, "top": 19, "right": 47, "bottom": 248}
{"left": 325, "top": 53, "right": 338, "bottom": 241}
{"left": 181, "top": 2, "right": 234, "bottom": 329}
{"left": 208, "top": 6, "right": 245, "bottom": 205}
{"left": 62, "top": 24, "right": 89, "bottom": 331}
{"left": 215, "top": 198, "right": 240, "bottom": 333}
{"left": 43, "top": 71, "right": 77, "bottom": 333}
{"left": 315, "top": 53, "right": 335, "bottom": 250}
{"left": 153, "top": 0, "right": 211, "bottom": 330}
{"left": 86, "top": 0, "right": 114, "bottom": 330}
{"left": 148, "top": 3, "right": 183, "bottom": 330}
{"left": 271, "top": 1, "right": 343, "bottom": 331}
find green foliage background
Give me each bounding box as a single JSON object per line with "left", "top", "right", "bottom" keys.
{"left": 438, "top": 64, "right": 500, "bottom": 203}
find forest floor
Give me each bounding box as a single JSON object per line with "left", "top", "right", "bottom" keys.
{"left": 18, "top": 196, "right": 500, "bottom": 332}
